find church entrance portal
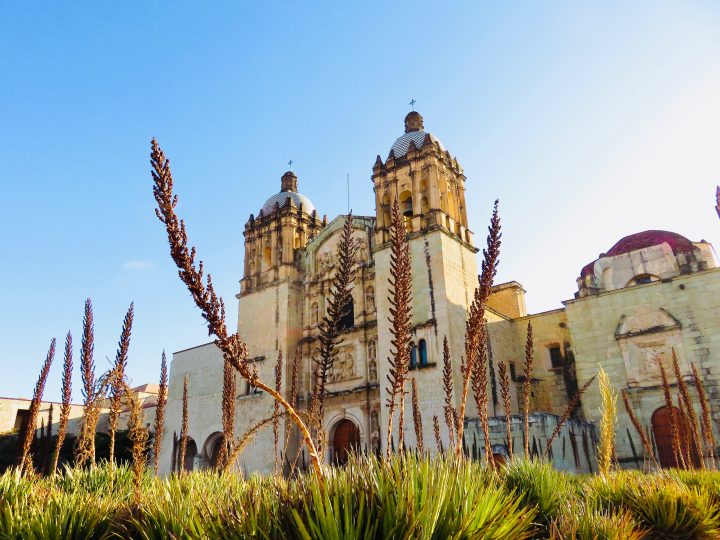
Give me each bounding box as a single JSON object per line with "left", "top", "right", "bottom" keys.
{"left": 332, "top": 419, "right": 360, "bottom": 466}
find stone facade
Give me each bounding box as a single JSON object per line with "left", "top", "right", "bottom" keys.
{"left": 160, "top": 112, "right": 719, "bottom": 475}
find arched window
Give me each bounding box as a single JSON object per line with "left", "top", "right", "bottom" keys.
{"left": 399, "top": 190, "right": 413, "bottom": 218}
{"left": 418, "top": 339, "right": 428, "bottom": 366}
{"left": 383, "top": 210, "right": 392, "bottom": 229}
{"left": 262, "top": 245, "right": 272, "bottom": 269}
{"left": 338, "top": 297, "right": 354, "bottom": 331}
{"left": 627, "top": 274, "right": 659, "bottom": 287}
{"left": 409, "top": 343, "right": 417, "bottom": 369}
{"left": 421, "top": 196, "right": 429, "bottom": 214}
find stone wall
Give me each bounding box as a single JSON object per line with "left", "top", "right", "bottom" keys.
{"left": 463, "top": 413, "right": 598, "bottom": 473}
{"left": 566, "top": 267, "right": 720, "bottom": 467}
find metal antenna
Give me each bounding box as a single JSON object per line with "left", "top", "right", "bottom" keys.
{"left": 346, "top": 173, "right": 350, "bottom": 213}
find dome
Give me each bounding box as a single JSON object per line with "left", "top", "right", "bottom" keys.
{"left": 605, "top": 230, "right": 694, "bottom": 257}
{"left": 261, "top": 191, "right": 316, "bottom": 215}
{"left": 389, "top": 110, "right": 445, "bottom": 158}
{"left": 390, "top": 131, "right": 445, "bottom": 158}
{"left": 580, "top": 230, "right": 695, "bottom": 277}
{"left": 258, "top": 171, "right": 317, "bottom": 216}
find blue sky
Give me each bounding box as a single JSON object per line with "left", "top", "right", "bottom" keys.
{"left": 1, "top": 1, "right": 719, "bottom": 401}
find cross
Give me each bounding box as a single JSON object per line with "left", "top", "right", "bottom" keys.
{"left": 409, "top": 99, "right": 416, "bottom": 110}
{"left": 288, "top": 160, "right": 293, "bottom": 170}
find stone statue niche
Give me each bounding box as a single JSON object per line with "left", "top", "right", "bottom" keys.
{"left": 370, "top": 410, "right": 380, "bottom": 455}
{"left": 366, "top": 286, "right": 375, "bottom": 313}
{"left": 368, "top": 340, "right": 377, "bottom": 381}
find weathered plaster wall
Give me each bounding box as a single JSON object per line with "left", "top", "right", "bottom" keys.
{"left": 566, "top": 267, "right": 720, "bottom": 467}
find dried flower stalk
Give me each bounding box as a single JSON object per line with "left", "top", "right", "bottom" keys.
{"left": 153, "top": 351, "right": 168, "bottom": 475}
{"left": 597, "top": 367, "right": 617, "bottom": 476}
{"left": 18, "top": 338, "right": 56, "bottom": 476}
{"left": 224, "top": 412, "right": 285, "bottom": 472}
{"left": 411, "top": 378, "right": 424, "bottom": 454}
{"left": 76, "top": 299, "right": 99, "bottom": 467}
{"left": 671, "top": 349, "right": 703, "bottom": 468}
{"left": 178, "top": 375, "right": 189, "bottom": 475}
{"left": 656, "top": 355, "right": 684, "bottom": 468}
{"left": 497, "top": 361, "right": 513, "bottom": 460}
{"left": 51, "top": 332, "right": 73, "bottom": 476}
{"left": 150, "top": 139, "right": 323, "bottom": 481}
{"left": 283, "top": 347, "right": 303, "bottom": 457}
{"left": 433, "top": 415, "right": 442, "bottom": 453}
{"left": 108, "top": 303, "right": 134, "bottom": 467}
{"left": 523, "top": 322, "right": 534, "bottom": 459}
{"left": 217, "top": 358, "right": 236, "bottom": 469}
{"left": 691, "top": 363, "right": 716, "bottom": 468}
{"left": 471, "top": 325, "right": 493, "bottom": 468}
{"left": 622, "top": 389, "right": 659, "bottom": 469}
{"left": 385, "top": 197, "right": 412, "bottom": 458}
{"left": 441, "top": 336, "right": 456, "bottom": 447}
{"left": 151, "top": 139, "right": 324, "bottom": 480}
{"left": 273, "top": 348, "right": 284, "bottom": 475}
{"left": 678, "top": 397, "right": 694, "bottom": 468}
{"left": 456, "top": 200, "right": 501, "bottom": 457}
{"left": 545, "top": 376, "right": 596, "bottom": 456}
{"left": 120, "top": 380, "right": 148, "bottom": 505}
{"left": 314, "top": 213, "right": 357, "bottom": 427}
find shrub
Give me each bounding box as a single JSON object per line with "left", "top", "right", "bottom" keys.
{"left": 501, "top": 459, "right": 577, "bottom": 524}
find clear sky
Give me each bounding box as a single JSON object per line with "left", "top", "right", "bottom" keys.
{"left": 1, "top": 1, "right": 719, "bottom": 402}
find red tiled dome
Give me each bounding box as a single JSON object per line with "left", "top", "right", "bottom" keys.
{"left": 580, "top": 230, "right": 694, "bottom": 278}
{"left": 605, "top": 230, "right": 693, "bottom": 257}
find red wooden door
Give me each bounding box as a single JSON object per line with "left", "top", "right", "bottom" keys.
{"left": 652, "top": 406, "right": 700, "bottom": 469}
{"left": 333, "top": 420, "right": 360, "bottom": 466}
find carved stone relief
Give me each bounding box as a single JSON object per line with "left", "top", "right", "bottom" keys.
{"left": 615, "top": 306, "right": 685, "bottom": 386}
{"left": 328, "top": 348, "right": 357, "bottom": 383}
{"left": 318, "top": 251, "right": 334, "bottom": 275}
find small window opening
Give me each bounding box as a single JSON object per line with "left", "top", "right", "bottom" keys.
{"left": 549, "top": 346, "right": 564, "bottom": 369}
{"left": 337, "top": 297, "right": 354, "bottom": 331}
{"left": 418, "top": 339, "right": 429, "bottom": 366}
{"left": 410, "top": 343, "right": 417, "bottom": 369}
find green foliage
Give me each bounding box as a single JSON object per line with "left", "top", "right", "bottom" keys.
{"left": 549, "top": 503, "right": 645, "bottom": 540}
{"left": 502, "top": 459, "right": 577, "bottom": 524}
{"left": 0, "top": 430, "right": 152, "bottom": 475}
{"left": 2, "top": 456, "right": 720, "bottom": 538}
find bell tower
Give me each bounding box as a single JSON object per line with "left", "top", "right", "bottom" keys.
{"left": 372, "top": 111, "right": 473, "bottom": 248}
{"left": 240, "top": 171, "right": 325, "bottom": 295}
{"left": 372, "top": 111, "right": 479, "bottom": 454}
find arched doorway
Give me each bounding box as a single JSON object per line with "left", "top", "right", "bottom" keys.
{"left": 184, "top": 438, "right": 197, "bottom": 472}
{"left": 651, "top": 406, "right": 700, "bottom": 468}
{"left": 332, "top": 419, "right": 360, "bottom": 466}
{"left": 201, "top": 432, "right": 225, "bottom": 469}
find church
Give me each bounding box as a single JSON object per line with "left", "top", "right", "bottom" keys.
{"left": 159, "top": 111, "right": 720, "bottom": 475}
